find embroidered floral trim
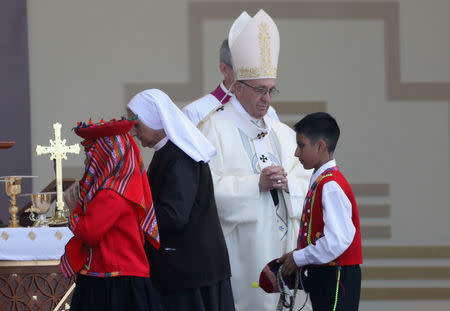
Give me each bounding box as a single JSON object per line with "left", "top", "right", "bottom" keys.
{"left": 235, "top": 22, "right": 277, "bottom": 80}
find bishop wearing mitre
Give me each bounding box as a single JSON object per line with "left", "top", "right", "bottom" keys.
{"left": 198, "top": 9, "right": 312, "bottom": 311}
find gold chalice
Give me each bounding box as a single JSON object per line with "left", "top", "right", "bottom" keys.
{"left": 4, "top": 177, "right": 22, "bottom": 227}
{"left": 25, "top": 193, "right": 53, "bottom": 227}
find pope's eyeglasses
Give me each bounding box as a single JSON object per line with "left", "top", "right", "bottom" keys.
{"left": 239, "top": 80, "right": 280, "bottom": 97}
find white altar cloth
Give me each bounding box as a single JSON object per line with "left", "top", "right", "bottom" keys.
{"left": 0, "top": 227, "right": 73, "bottom": 260}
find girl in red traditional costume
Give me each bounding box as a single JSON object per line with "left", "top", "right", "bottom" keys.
{"left": 278, "top": 112, "right": 362, "bottom": 311}
{"left": 59, "top": 117, "right": 162, "bottom": 311}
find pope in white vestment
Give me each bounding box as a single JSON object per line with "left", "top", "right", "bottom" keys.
{"left": 199, "top": 10, "right": 312, "bottom": 311}
{"left": 200, "top": 96, "right": 311, "bottom": 311}
{"left": 183, "top": 39, "right": 279, "bottom": 126}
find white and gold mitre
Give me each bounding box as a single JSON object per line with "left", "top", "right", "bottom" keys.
{"left": 228, "top": 9, "right": 280, "bottom": 80}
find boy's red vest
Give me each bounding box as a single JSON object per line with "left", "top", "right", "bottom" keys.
{"left": 298, "top": 169, "right": 362, "bottom": 266}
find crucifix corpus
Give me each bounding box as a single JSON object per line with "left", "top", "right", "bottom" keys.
{"left": 36, "top": 122, "right": 80, "bottom": 225}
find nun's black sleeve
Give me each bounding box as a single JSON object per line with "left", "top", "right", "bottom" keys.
{"left": 147, "top": 144, "right": 200, "bottom": 234}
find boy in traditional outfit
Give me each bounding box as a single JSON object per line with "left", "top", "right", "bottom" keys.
{"left": 60, "top": 117, "right": 162, "bottom": 311}
{"left": 278, "top": 112, "right": 363, "bottom": 311}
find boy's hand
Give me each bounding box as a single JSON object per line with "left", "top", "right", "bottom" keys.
{"left": 278, "top": 251, "right": 298, "bottom": 276}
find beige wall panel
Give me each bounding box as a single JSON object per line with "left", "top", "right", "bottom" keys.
{"left": 28, "top": 0, "right": 189, "bottom": 186}
{"left": 399, "top": 0, "right": 450, "bottom": 82}
{"left": 201, "top": 20, "right": 231, "bottom": 94}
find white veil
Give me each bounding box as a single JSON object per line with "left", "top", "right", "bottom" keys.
{"left": 127, "top": 89, "right": 216, "bottom": 163}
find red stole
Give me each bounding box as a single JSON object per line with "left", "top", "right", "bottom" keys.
{"left": 210, "top": 84, "right": 231, "bottom": 104}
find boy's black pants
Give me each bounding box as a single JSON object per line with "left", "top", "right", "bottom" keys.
{"left": 302, "top": 265, "right": 361, "bottom": 311}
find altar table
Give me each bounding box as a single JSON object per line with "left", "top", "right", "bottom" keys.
{"left": 0, "top": 227, "right": 75, "bottom": 311}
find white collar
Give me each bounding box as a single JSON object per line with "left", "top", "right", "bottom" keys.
{"left": 309, "top": 159, "right": 337, "bottom": 187}
{"left": 154, "top": 136, "right": 169, "bottom": 151}
{"left": 220, "top": 82, "right": 232, "bottom": 95}
{"left": 230, "top": 95, "right": 265, "bottom": 128}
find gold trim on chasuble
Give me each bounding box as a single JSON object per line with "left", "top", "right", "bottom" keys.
{"left": 235, "top": 22, "right": 277, "bottom": 80}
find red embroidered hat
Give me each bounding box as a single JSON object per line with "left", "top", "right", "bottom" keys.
{"left": 257, "top": 259, "right": 302, "bottom": 293}
{"left": 74, "top": 117, "right": 136, "bottom": 139}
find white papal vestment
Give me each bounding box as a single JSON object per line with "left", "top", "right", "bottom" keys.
{"left": 199, "top": 96, "right": 311, "bottom": 311}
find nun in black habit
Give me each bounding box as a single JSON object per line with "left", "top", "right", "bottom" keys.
{"left": 127, "top": 89, "right": 235, "bottom": 311}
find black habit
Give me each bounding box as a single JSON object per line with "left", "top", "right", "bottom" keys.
{"left": 146, "top": 140, "right": 234, "bottom": 311}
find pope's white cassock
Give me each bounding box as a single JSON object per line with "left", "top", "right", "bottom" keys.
{"left": 199, "top": 95, "right": 311, "bottom": 310}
